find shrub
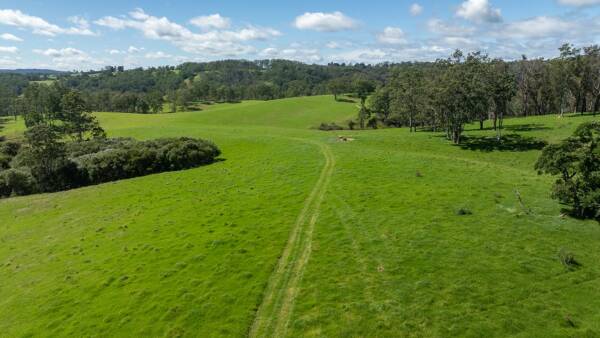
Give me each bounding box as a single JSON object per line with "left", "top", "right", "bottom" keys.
{"left": 558, "top": 248, "right": 581, "bottom": 270}
{"left": 318, "top": 122, "right": 344, "bottom": 131}
{"left": 0, "top": 154, "right": 10, "bottom": 170}
{"left": 73, "top": 137, "right": 220, "bottom": 185}
{"left": 535, "top": 121, "right": 600, "bottom": 220}
{"left": 0, "top": 141, "right": 22, "bottom": 157}
{"left": 456, "top": 207, "right": 473, "bottom": 215}
{"left": 0, "top": 137, "right": 220, "bottom": 198}
{"left": 0, "top": 169, "right": 36, "bottom": 197}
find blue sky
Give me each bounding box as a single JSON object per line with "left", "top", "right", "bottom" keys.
{"left": 0, "top": 0, "right": 599, "bottom": 70}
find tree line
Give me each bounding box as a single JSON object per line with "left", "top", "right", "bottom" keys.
{"left": 356, "top": 44, "right": 600, "bottom": 144}
{"left": 0, "top": 43, "right": 598, "bottom": 121}
{"left": 0, "top": 86, "right": 220, "bottom": 198}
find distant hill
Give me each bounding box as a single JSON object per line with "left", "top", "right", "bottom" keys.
{"left": 0, "top": 69, "right": 68, "bottom": 75}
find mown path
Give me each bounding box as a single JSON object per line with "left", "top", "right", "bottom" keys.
{"left": 249, "top": 140, "right": 335, "bottom": 338}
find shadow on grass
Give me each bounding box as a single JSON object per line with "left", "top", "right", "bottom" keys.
{"left": 565, "top": 112, "right": 599, "bottom": 118}
{"left": 457, "top": 134, "right": 547, "bottom": 152}
{"left": 335, "top": 98, "right": 357, "bottom": 103}
{"left": 503, "top": 124, "right": 551, "bottom": 132}
{"left": 0, "top": 117, "right": 8, "bottom": 134}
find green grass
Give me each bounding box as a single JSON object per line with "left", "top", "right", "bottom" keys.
{"left": 1, "top": 96, "right": 600, "bottom": 337}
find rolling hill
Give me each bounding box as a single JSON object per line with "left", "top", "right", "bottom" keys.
{"left": 1, "top": 95, "right": 599, "bottom": 337}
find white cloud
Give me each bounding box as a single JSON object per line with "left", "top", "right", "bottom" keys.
{"left": 331, "top": 49, "right": 388, "bottom": 63}
{"left": 190, "top": 14, "right": 230, "bottom": 29}
{"left": 377, "top": 27, "right": 407, "bottom": 45}
{"left": 0, "top": 9, "right": 97, "bottom": 36}
{"left": 145, "top": 51, "right": 173, "bottom": 59}
{"left": 558, "top": 0, "right": 600, "bottom": 5}
{"left": 0, "top": 46, "right": 17, "bottom": 53}
{"left": 293, "top": 12, "right": 358, "bottom": 32}
{"left": 500, "top": 16, "right": 576, "bottom": 38}
{"left": 456, "top": 0, "right": 502, "bottom": 23}
{"left": 128, "top": 46, "right": 143, "bottom": 53}
{"left": 259, "top": 46, "right": 322, "bottom": 62}
{"left": 427, "top": 18, "right": 475, "bottom": 36}
{"left": 410, "top": 3, "right": 424, "bottom": 16}
{"left": 442, "top": 36, "right": 477, "bottom": 47}
{"left": 33, "top": 47, "right": 104, "bottom": 70}
{"left": 95, "top": 8, "right": 280, "bottom": 56}
{"left": 326, "top": 41, "right": 341, "bottom": 49}
{"left": 34, "top": 47, "right": 86, "bottom": 57}
{"left": 108, "top": 49, "right": 122, "bottom": 55}
{"left": 0, "top": 33, "right": 22, "bottom": 42}
{"left": 0, "top": 56, "right": 18, "bottom": 67}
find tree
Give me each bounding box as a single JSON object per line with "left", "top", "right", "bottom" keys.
{"left": 367, "top": 87, "right": 391, "bottom": 124}
{"left": 390, "top": 67, "right": 426, "bottom": 132}
{"left": 354, "top": 80, "right": 375, "bottom": 106}
{"left": 147, "top": 91, "right": 164, "bottom": 114}
{"left": 327, "top": 78, "right": 346, "bottom": 101}
{"left": 583, "top": 45, "right": 600, "bottom": 115}
{"left": 535, "top": 121, "right": 600, "bottom": 219}
{"left": 20, "top": 124, "right": 82, "bottom": 192}
{"left": 60, "top": 90, "right": 105, "bottom": 141}
{"left": 489, "top": 60, "right": 517, "bottom": 139}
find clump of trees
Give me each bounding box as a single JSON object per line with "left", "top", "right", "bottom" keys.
{"left": 364, "top": 51, "right": 517, "bottom": 144}
{"left": 361, "top": 45, "right": 600, "bottom": 144}
{"left": 535, "top": 121, "right": 600, "bottom": 220}
{"left": 0, "top": 85, "right": 220, "bottom": 198}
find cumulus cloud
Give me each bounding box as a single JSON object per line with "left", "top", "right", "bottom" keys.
{"left": 410, "top": 3, "right": 424, "bottom": 16}
{"left": 456, "top": 0, "right": 502, "bottom": 23}
{"left": 190, "top": 14, "right": 230, "bottom": 29}
{"left": 0, "top": 9, "right": 97, "bottom": 36}
{"left": 128, "top": 46, "right": 144, "bottom": 53}
{"left": 427, "top": 18, "right": 476, "bottom": 36}
{"left": 499, "top": 16, "right": 576, "bottom": 39}
{"left": 377, "top": 27, "right": 407, "bottom": 45}
{"left": 0, "top": 33, "right": 22, "bottom": 42}
{"left": 331, "top": 49, "right": 389, "bottom": 63}
{"left": 558, "top": 0, "right": 600, "bottom": 5}
{"left": 0, "top": 46, "right": 17, "bottom": 53}
{"left": 259, "top": 46, "right": 322, "bottom": 62}
{"left": 33, "top": 47, "right": 104, "bottom": 69}
{"left": 293, "top": 12, "right": 358, "bottom": 32}
{"left": 145, "top": 51, "right": 173, "bottom": 59}
{"left": 0, "top": 56, "right": 18, "bottom": 67}
{"left": 95, "top": 8, "right": 280, "bottom": 56}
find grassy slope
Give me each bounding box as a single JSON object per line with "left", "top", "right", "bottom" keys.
{"left": 1, "top": 96, "right": 600, "bottom": 337}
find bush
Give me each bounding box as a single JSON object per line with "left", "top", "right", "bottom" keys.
{"left": 318, "top": 122, "right": 344, "bottom": 131}
{"left": 535, "top": 121, "right": 600, "bottom": 220}
{"left": 73, "top": 137, "right": 220, "bottom": 185}
{"left": 0, "top": 154, "right": 10, "bottom": 170}
{"left": 0, "top": 140, "right": 22, "bottom": 157}
{"left": 456, "top": 207, "right": 473, "bottom": 215}
{"left": 558, "top": 248, "right": 581, "bottom": 270}
{"left": 0, "top": 169, "right": 36, "bottom": 197}
{"left": 0, "top": 137, "right": 221, "bottom": 199}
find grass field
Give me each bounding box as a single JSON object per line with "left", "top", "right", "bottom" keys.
{"left": 1, "top": 95, "right": 599, "bottom": 337}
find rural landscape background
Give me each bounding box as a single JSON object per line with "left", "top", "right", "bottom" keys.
{"left": 1, "top": 1, "right": 600, "bottom": 337}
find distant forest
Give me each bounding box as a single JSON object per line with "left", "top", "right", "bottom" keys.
{"left": 0, "top": 43, "right": 599, "bottom": 119}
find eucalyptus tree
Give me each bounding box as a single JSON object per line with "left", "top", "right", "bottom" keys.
{"left": 489, "top": 59, "right": 517, "bottom": 139}
{"left": 389, "top": 66, "right": 426, "bottom": 132}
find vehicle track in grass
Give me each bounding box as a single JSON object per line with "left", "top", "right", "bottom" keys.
{"left": 249, "top": 139, "right": 335, "bottom": 338}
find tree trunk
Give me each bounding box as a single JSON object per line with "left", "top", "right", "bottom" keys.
{"left": 594, "top": 95, "right": 599, "bottom": 116}
{"left": 479, "top": 118, "right": 484, "bottom": 130}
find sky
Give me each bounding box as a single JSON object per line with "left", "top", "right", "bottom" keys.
{"left": 0, "top": 0, "right": 599, "bottom": 70}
